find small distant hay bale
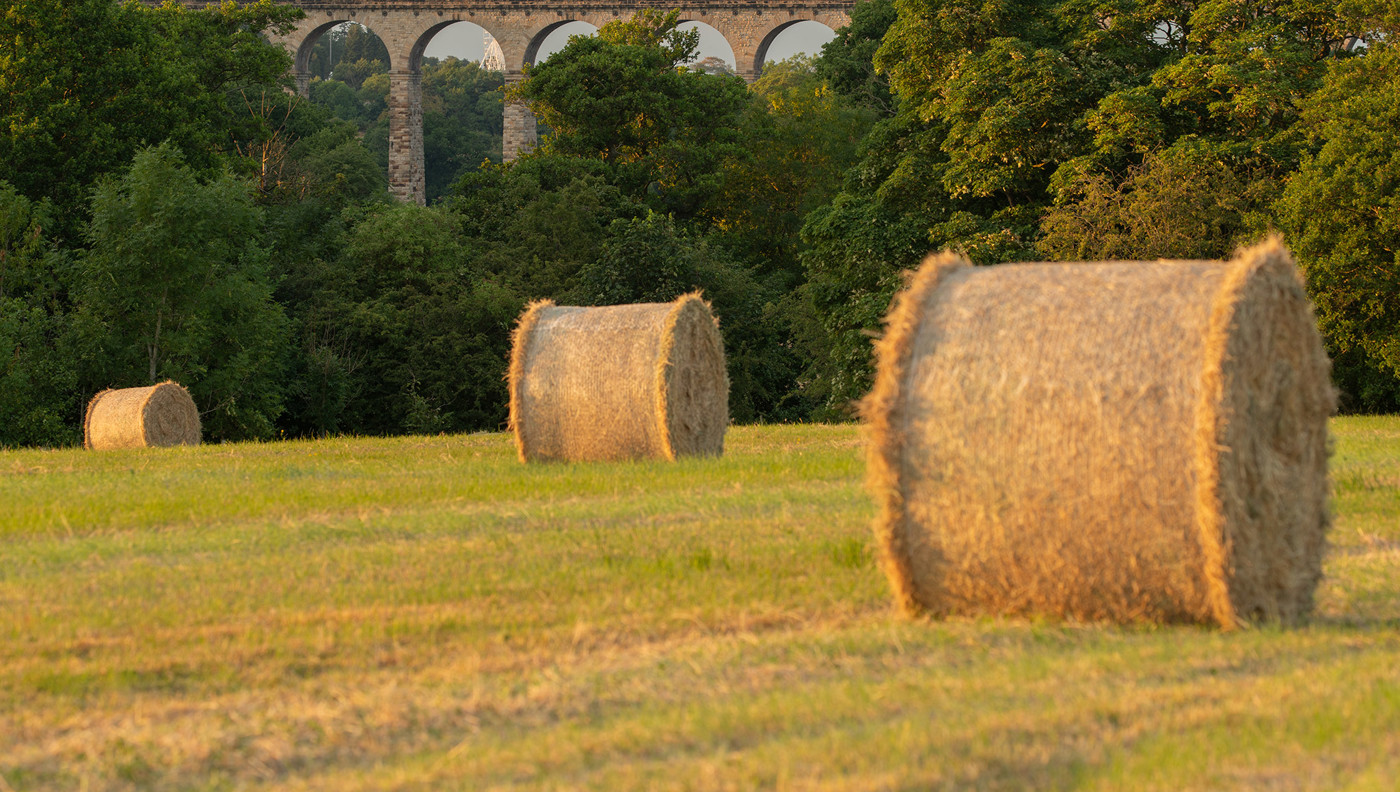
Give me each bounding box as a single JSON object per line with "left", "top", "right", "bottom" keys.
{"left": 84, "top": 381, "right": 202, "bottom": 450}
{"left": 509, "top": 294, "right": 729, "bottom": 463}
{"left": 863, "top": 239, "right": 1335, "bottom": 628}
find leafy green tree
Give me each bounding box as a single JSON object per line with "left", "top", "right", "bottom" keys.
{"left": 0, "top": 0, "right": 301, "bottom": 240}
{"left": 815, "top": 0, "right": 898, "bottom": 116}
{"left": 79, "top": 144, "right": 289, "bottom": 441}
{"left": 861, "top": 0, "right": 1368, "bottom": 257}
{"left": 301, "top": 204, "right": 520, "bottom": 435}
{"left": 310, "top": 79, "right": 367, "bottom": 125}
{"left": 450, "top": 155, "right": 640, "bottom": 302}
{"left": 259, "top": 118, "right": 391, "bottom": 437}
{"left": 706, "top": 59, "right": 877, "bottom": 417}
{"left": 1044, "top": 0, "right": 1375, "bottom": 255}
{"left": 266, "top": 214, "right": 374, "bottom": 439}
{"left": 224, "top": 87, "right": 337, "bottom": 201}
{"left": 1039, "top": 144, "right": 1257, "bottom": 261}
{"left": 870, "top": 1, "right": 1166, "bottom": 253}
{"left": 284, "top": 122, "right": 390, "bottom": 203}
{"left": 358, "top": 72, "right": 392, "bottom": 126}
{"left": 798, "top": 0, "right": 1376, "bottom": 413}
{"left": 333, "top": 57, "right": 388, "bottom": 92}
{"left": 421, "top": 58, "right": 505, "bottom": 202}
{"left": 511, "top": 10, "right": 750, "bottom": 218}
{"left": 146, "top": 0, "right": 305, "bottom": 139}
{"left": 423, "top": 58, "right": 505, "bottom": 138}
{"left": 798, "top": 192, "right": 928, "bottom": 415}
{"left": 0, "top": 182, "right": 79, "bottom": 447}
{"left": 581, "top": 212, "right": 706, "bottom": 304}
{"left": 308, "top": 71, "right": 388, "bottom": 131}
{"left": 1276, "top": 41, "right": 1400, "bottom": 412}
{"left": 305, "top": 22, "right": 391, "bottom": 83}
{"left": 337, "top": 23, "right": 392, "bottom": 68}
{"left": 708, "top": 57, "right": 875, "bottom": 282}
{"left": 2, "top": 0, "right": 171, "bottom": 238}
{"left": 796, "top": 3, "right": 1074, "bottom": 382}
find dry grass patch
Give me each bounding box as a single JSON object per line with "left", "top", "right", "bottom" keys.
{"left": 0, "top": 421, "right": 1396, "bottom": 790}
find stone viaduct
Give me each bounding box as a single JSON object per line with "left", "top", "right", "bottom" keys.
{"left": 268, "top": 1, "right": 853, "bottom": 204}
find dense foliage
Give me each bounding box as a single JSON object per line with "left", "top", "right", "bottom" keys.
{"left": 2, "top": 0, "right": 1399, "bottom": 448}
{"left": 800, "top": 0, "right": 1400, "bottom": 412}
{"left": 307, "top": 48, "right": 505, "bottom": 203}
{"left": 1277, "top": 37, "right": 1400, "bottom": 412}
{"left": 0, "top": 0, "right": 302, "bottom": 242}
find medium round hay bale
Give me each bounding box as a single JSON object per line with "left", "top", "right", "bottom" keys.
{"left": 863, "top": 239, "right": 1335, "bottom": 628}
{"left": 509, "top": 293, "right": 728, "bottom": 463}
{"left": 84, "top": 381, "right": 201, "bottom": 450}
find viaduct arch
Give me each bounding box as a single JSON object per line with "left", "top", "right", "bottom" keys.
{"left": 269, "top": 2, "right": 853, "bottom": 204}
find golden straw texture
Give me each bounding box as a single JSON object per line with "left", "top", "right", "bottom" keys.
{"left": 863, "top": 239, "right": 1334, "bottom": 627}
{"left": 83, "top": 381, "right": 202, "bottom": 450}
{"left": 508, "top": 294, "right": 728, "bottom": 463}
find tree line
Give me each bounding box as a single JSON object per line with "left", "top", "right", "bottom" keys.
{"left": 2, "top": 0, "right": 1398, "bottom": 449}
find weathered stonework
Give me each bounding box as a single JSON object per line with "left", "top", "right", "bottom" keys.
{"left": 387, "top": 69, "right": 426, "bottom": 204}
{"left": 503, "top": 71, "right": 538, "bottom": 161}
{"left": 271, "top": 1, "right": 854, "bottom": 203}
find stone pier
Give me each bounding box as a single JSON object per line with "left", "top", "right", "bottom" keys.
{"left": 503, "top": 71, "right": 537, "bottom": 161}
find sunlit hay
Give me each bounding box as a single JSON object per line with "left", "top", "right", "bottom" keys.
{"left": 84, "top": 381, "right": 202, "bottom": 450}
{"left": 862, "top": 238, "right": 1335, "bottom": 628}
{"left": 509, "top": 293, "right": 728, "bottom": 463}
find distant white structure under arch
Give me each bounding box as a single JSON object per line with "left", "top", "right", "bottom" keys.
{"left": 483, "top": 31, "right": 505, "bottom": 71}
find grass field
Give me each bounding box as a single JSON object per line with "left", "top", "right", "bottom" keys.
{"left": 2, "top": 419, "right": 1398, "bottom": 790}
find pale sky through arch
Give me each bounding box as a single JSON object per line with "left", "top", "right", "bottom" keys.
{"left": 421, "top": 20, "right": 837, "bottom": 68}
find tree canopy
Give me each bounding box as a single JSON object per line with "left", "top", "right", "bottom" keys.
{"left": 4, "top": 0, "right": 1400, "bottom": 447}
{"left": 796, "top": 0, "right": 1400, "bottom": 413}
{"left": 0, "top": 0, "right": 301, "bottom": 240}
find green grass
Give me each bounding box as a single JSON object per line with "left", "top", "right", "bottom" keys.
{"left": 1, "top": 419, "right": 1397, "bottom": 790}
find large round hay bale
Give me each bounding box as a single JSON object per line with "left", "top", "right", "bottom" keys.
{"left": 84, "top": 381, "right": 201, "bottom": 450}
{"left": 509, "top": 293, "right": 728, "bottom": 463}
{"left": 863, "top": 239, "right": 1335, "bottom": 628}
